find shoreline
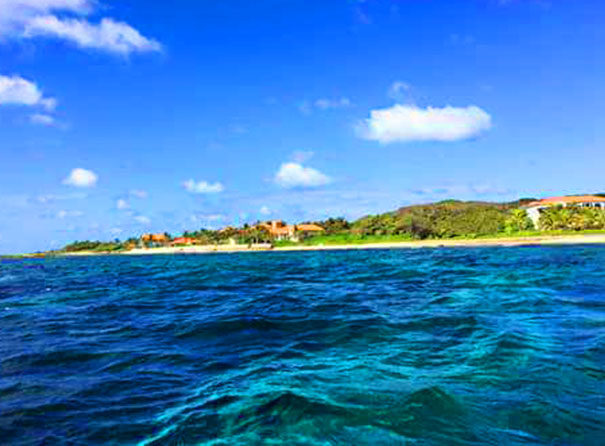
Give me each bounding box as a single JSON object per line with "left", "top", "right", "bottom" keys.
{"left": 48, "top": 233, "right": 605, "bottom": 257}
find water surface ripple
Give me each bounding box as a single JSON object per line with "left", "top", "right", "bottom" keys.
{"left": 1, "top": 247, "right": 604, "bottom": 445}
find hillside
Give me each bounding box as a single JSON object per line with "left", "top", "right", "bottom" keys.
{"left": 350, "top": 199, "right": 537, "bottom": 239}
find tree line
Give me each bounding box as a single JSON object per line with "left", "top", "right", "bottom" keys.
{"left": 59, "top": 200, "right": 605, "bottom": 252}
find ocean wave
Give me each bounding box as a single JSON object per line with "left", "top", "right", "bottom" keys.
{"left": 1, "top": 247, "right": 604, "bottom": 444}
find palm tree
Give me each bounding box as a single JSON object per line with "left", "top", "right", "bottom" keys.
{"left": 505, "top": 209, "right": 534, "bottom": 233}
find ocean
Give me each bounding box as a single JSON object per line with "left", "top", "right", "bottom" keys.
{"left": 1, "top": 247, "right": 604, "bottom": 445}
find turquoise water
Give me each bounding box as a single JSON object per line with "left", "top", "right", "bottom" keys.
{"left": 1, "top": 247, "right": 604, "bottom": 445}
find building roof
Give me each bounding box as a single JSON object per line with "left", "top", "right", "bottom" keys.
{"left": 142, "top": 233, "right": 168, "bottom": 242}
{"left": 296, "top": 223, "right": 325, "bottom": 232}
{"left": 527, "top": 195, "right": 605, "bottom": 207}
{"left": 272, "top": 226, "right": 294, "bottom": 235}
{"left": 172, "top": 237, "right": 194, "bottom": 244}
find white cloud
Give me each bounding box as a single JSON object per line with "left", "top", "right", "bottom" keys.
{"left": 357, "top": 104, "right": 492, "bottom": 144}
{"left": 0, "top": 0, "right": 89, "bottom": 32}
{"left": 116, "top": 198, "right": 129, "bottom": 210}
{"left": 24, "top": 16, "right": 161, "bottom": 55}
{"left": 30, "top": 113, "right": 55, "bottom": 125}
{"left": 0, "top": 0, "right": 160, "bottom": 55}
{"left": 109, "top": 227, "right": 123, "bottom": 235}
{"left": 0, "top": 75, "right": 56, "bottom": 110}
{"left": 134, "top": 215, "right": 150, "bottom": 225}
{"left": 275, "top": 162, "right": 332, "bottom": 189}
{"left": 56, "top": 209, "right": 83, "bottom": 219}
{"left": 129, "top": 189, "right": 148, "bottom": 199}
{"left": 183, "top": 179, "right": 224, "bottom": 194}
{"left": 63, "top": 167, "right": 98, "bottom": 188}
{"left": 260, "top": 205, "right": 271, "bottom": 216}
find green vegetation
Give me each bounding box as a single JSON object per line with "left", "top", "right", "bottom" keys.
{"left": 61, "top": 240, "right": 128, "bottom": 253}
{"left": 55, "top": 197, "right": 605, "bottom": 253}
{"left": 274, "top": 233, "right": 414, "bottom": 247}
{"left": 349, "top": 200, "right": 526, "bottom": 239}
{"left": 538, "top": 206, "right": 605, "bottom": 231}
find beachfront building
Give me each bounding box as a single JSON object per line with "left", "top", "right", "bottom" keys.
{"left": 525, "top": 195, "right": 605, "bottom": 226}
{"left": 258, "top": 220, "right": 295, "bottom": 241}
{"left": 295, "top": 223, "right": 325, "bottom": 239}
{"left": 171, "top": 237, "right": 196, "bottom": 246}
{"left": 257, "top": 220, "right": 325, "bottom": 241}
{"left": 141, "top": 233, "right": 169, "bottom": 247}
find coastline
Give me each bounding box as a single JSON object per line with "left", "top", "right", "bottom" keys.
{"left": 51, "top": 233, "right": 605, "bottom": 257}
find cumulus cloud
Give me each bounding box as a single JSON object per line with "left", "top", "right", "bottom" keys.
{"left": 116, "top": 198, "right": 129, "bottom": 210}
{"left": 357, "top": 104, "right": 492, "bottom": 144}
{"left": 63, "top": 167, "right": 98, "bottom": 188}
{"left": 275, "top": 162, "right": 332, "bottom": 189}
{"left": 183, "top": 179, "right": 224, "bottom": 194}
{"left": 0, "top": 75, "right": 56, "bottom": 110}
{"left": 0, "top": 0, "right": 160, "bottom": 55}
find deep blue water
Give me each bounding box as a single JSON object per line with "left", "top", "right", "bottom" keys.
{"left": 1, "top": 247, "right": 604, "bottom": 445}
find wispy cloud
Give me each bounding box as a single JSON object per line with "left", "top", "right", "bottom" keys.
{"left": 0, "top": 0, "right": 161, "bottom": 55}
{"left": 411, "top": 184, "right": 512, "bottom": 198}
{"left": 357, "top": 104, "right": 492, "bottom": 144}
{"left": 37, "top": 192, "right": 86, "bottom": 203}
{"left": 387, "top": 81, "right": 412, "bottom": 102}
{"left": 189, "top": 213, "right": 224, "bottom": 229}
{"left": 30, "top": 113, "right": 56, "bottom": 126}
{"left": 298, "top": 97, "right": 352, "bottom": 114}
{"left": 291, "top": 150, "right": 315, "bottom": 163}
{"left": 129, "top": 189, "right": 148, "bottom": 199}
{"left": 134, "top": 215, "right": 151, "bottom": 225}
{"left": 24, "top": 16, "right": 162, "bottom": 55}
{"left": 314, "top": 97, "right": 351, "bottom": 110}
{"left": 63, "top": 167, "right": 98, "bottom": 188}
{"left": 56, "top": 209, "right": 83, "bottom": 219}
{"left": 275, "top": 162, "right": 332, "bottom": 189}
{"left": 116, "top": 198, "right": 129, "bottom": 210}
{"left": 183, "top": 179, "right": 224, "bottom": 194}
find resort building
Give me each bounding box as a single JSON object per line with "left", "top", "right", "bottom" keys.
{"left": 171, "top": 237, "right": 196, "bottom": 246}
{"left": 258, "top": 220, "right": 296, "bottom": 241}
{"left": 525, "top": 195, "right": 605, "bottom": 226}
{"left": 141, "top": 233, "right": 169, "bottom": 246}
{"left": 295, "top": 223, "right": 326, "bottom": 238}
{"left": 257, "top": 220, "right": 325, "bottom": 241}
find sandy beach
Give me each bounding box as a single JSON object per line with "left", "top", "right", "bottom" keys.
{"left": 54, "top": 234, "right": 605, "bottom": 257}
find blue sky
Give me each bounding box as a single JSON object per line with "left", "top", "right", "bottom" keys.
{"left": 0, "top": 0, "right": 603, "bottom": 253}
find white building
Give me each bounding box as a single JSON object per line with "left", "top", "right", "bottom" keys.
{"left": 525, "top": 195, "right": 605, "bottom": 226}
